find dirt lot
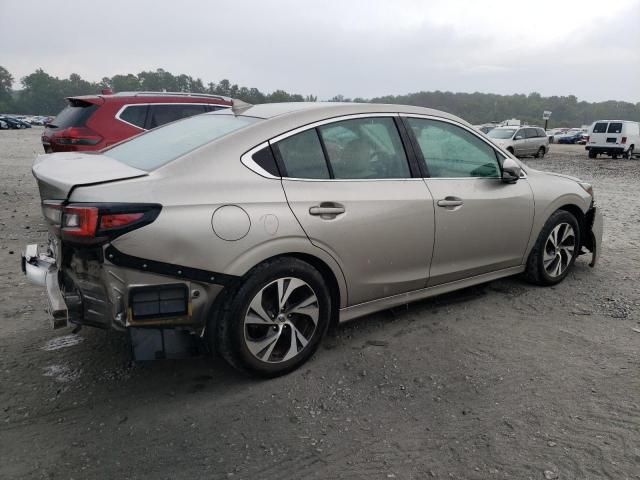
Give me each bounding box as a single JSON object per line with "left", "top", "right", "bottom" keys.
{"left": 0, "top": 128, "right": 638, "bottom": 480}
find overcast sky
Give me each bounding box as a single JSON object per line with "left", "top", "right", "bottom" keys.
{"left": 1, "top": 0, "right": 639, "bottom": 102}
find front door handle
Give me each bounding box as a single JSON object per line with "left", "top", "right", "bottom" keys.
{"left": 309, "top": 204, "right": 345, "bottom": 216}
{"left": 437, "top": 197, "right": 464, "bottom": 208}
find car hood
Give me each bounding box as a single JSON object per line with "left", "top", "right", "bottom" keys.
{"left": 527, "top": 168, "right": 581, "bottom": 183}
{"left": 32, "top": 152, "right": 148, "bottom": 200}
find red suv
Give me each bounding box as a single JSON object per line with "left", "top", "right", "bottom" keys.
{"left": 42, "top": 91, "right": 232, "bottom": 153}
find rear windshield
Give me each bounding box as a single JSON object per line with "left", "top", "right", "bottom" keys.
{"left": 607, "top": 122, "right": 623, "bottom": 134}
{"left": 592, "top": 122, "right": 608, "bottom": 133}
{"left": 104, "top": 113, "right": 260, "bottom": 170}
{"left": 49, "top": 100, "right": 97, "bottom": 128}
{"left": 487, "top": 128, "right": 516, "bottom": 139}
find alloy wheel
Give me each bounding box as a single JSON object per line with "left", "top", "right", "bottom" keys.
{"left": 543, "top": 223, "right": 576, "bottom": 277}
{"left": 243, "top": 277, "right": 319, "bottom": 363}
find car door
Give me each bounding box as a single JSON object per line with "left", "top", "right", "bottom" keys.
{"left": 275, "top": 115, "right": 435, "bottom": 306}
{"left": 524, "top": 127, "right": 539, "bottom": 153}
{"left": 512, "top": 128, "right": 528, "bottom": 155}
{"left": 403, "top": 116, "right": 534, "bottom": 286}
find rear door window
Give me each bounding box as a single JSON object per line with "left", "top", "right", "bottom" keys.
{"left": 536, "top": 128, "right": 546, "bottom": 137}
{"left": 318, "top": 117, "right": 411, "bottom": 179}
{"left": 525, "top": 128, "right": 538, "bottom": 138}
{"left": 593, "top": 122, "right": 608, "bottom": 133}
{"left": 274, "top": 129, "right": 330, "bottom": 179}
{"left": 118, "top": 105, "right": 148, "bottom": 129}
{"left": 147, "top": 104, "right": 207, "bottom": 129}
{"left": 607, "top": 122, "right": 623, "bottom": 134}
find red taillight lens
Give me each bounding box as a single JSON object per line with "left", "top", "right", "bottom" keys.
{"left": 62, "top": 206, "right": 99, "bottom": 239}
{"left": 100, "top": 212, "right": 144, "bottom": 229}
{"left": 55, "top": 127, "right": 102, "bottom": 146}
{"left": 621, "top": 136, "right": 627, "bottom": 144}
{"left": 585, "top": 136, "right": 590, "bottom": 142}
{"left": 55, "top": 203, "right": 162, "bottom": 246}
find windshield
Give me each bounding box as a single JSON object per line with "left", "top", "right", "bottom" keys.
{"left": 105, "top": 113, "right": 261, "bottom": 170}
{"left": 488, "top": 128, "right": 516, "bottom": 139}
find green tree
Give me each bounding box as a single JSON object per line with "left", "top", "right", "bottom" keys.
{"left": 0, "top": 65, "right": 14, "bottom": 112}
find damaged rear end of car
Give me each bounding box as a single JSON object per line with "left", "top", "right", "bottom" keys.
{"left": 22, "top": 152, "right": 222, "bottom": 356}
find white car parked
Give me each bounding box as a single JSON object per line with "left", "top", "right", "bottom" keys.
{"left": 586, "top": 120, "right": 640, "bottom": 159}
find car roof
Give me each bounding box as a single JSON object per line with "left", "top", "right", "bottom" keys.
{"left": 68, "top": 91, "right": 232, "bottom": 104}
{"left": 213, "top": 102, "right": 475, "bottom": 134}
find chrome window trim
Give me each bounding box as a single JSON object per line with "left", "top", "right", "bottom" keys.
{"left": 267, "top": 112, "right": 417, "bottom": 182}
{"left": 240, "top": 142, "right": 280, "bottom": 179}
{"left": 114, "top": 103, "right": 231, "bottom": 131}
{"left": 268, "top": 112, "right": 401, "bottom": 145}
{"left": 399, "top": 113, "right": 528, "bottom": 178}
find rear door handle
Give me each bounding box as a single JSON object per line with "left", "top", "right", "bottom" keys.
{"left": 437, "top": 197, "right": 464, "bottom": 208}
{"left": 309, "top": 205, "right": 345, "bottom": 216}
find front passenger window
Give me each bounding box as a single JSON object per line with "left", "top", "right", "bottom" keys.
{"left": 407, "top": 118, "right": 500, "bottom": 178}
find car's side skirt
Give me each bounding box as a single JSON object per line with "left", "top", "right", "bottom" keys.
{"left": 338, "top": 265, "right": 526, "bottom": 323}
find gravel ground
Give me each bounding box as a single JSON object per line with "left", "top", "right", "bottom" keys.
{"left": 1, "top": 129, "right": 639, "bottom": 480}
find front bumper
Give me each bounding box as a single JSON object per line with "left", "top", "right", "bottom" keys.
{"left": 586, "top": 205, "right": 603, "bottom": 267}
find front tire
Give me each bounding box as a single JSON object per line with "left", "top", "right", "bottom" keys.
{"left": 214, "top": 258, "right": 331, "bottom": 377}
{"left": 525, "top": 210, "right": 581, "bottom": 286}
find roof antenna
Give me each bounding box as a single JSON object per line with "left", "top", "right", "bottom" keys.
{"left": 231, "top": 99, "right": 252, "bottom": 115}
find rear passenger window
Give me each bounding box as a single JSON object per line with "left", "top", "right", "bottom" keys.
{"left": 276, "top": 129, "right": 330, "bottom": 179}
{"left": 536, "top": 128, "right": 546, "bottom": 137}
{"left": 525, "top": 128, "right": 538, "bottom": 138}
{"left": 119, "top": 105, "right": 148, "bottom": 129}
{"left": 407, "top": 118, "right": 500, "bottom": 178}
{"left": 318, "top": 117, "right": 411, "bottom": 179}
{"left": 148, "top": 104, "right": 207, "bottom": 129}
{"left": 593, "top": 123, "right": 608, "bottom": 133}
{"left": 607, "top": 122, "right": 623, "bottom": 134}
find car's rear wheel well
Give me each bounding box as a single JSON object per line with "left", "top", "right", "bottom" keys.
{"left": 281, "top": 253, "right": 341, "bottom": 330}
{"left": 209, "top": 253, "right": 341, "bottom": 336}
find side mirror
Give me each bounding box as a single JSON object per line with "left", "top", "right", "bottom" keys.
{"left": 502, "top": 157, "right": 521, "bottom": 183}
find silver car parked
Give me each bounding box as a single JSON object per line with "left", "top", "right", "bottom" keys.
{"left": 487, "top": 126, "right": 550, "bottom": 158}
{"left": 23, "top": 102, "right": 602, "bottom": 376}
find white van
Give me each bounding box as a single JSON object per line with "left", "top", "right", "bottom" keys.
{"left": 586, "top": 120, "right": 640, "bottom": 159}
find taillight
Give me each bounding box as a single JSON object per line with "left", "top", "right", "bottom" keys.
{"left": 54, "top": 127, "right": 102, "bottom": 146}
{"left": 62, "top": 206, "right": 99, "bottom": 240}
{"left": 56, "top": 203, "right": 161, "bottom": 245}
{"left": 100, "top": 212, "right": 144, "bottom": 229}
{"left": 621, "top": 137, "right": 627, "bottom": 144}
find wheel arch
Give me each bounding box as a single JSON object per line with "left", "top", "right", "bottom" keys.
{"left": 556, "top": 203, "right": 587, "bottom": 249}
{"left": 205, "top": 250, "right": 345, "bottom": 350}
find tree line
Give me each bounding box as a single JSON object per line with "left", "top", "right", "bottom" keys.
{"left": 1, "top": 65, "right": 638, "bottom": 127}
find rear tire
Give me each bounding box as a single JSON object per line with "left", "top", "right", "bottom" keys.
{"left": 525, "top": 210, "right": 580, "bottom": 286}
{"left": 588, "top": 150, "right": 597, "bottom": 159}
{"left": 213, "top": 258, "right": 331, "bottom": 377}
{"left": 623, "top": 146, "right": 634, "bottom": 159}
{"left": 534, "top": 147, "right": 546, "bottom": 159}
